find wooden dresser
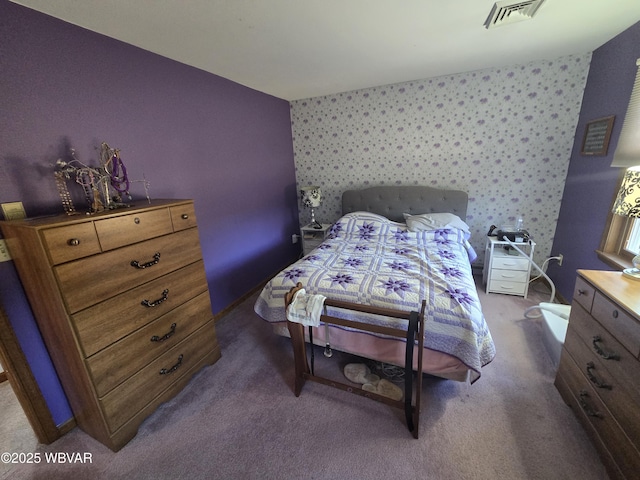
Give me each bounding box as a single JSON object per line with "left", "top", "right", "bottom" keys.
{"left": 554, "top": 270, "right": 640, "bottom": 480}
{"left": 0, "top": 199, "right": 221, "bottom": 451}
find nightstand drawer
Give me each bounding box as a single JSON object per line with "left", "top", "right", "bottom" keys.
{"left": 301, "top": 223, "right": 331, "bottom": 255}
{"left": 488, "top": 279, "right": 526, "bottom": 295}
{"left": 304, "top": 239, "right": 323, "bottom": 250}
{"left": 491, "top": 255, "right": 530, "bottom": 271}
{"left": 488, "top": 268, "right": 529, "bottom": 283}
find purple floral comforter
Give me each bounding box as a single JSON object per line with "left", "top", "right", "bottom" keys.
{"left": 254, "top": 211, "right": 495, "bottom": 382}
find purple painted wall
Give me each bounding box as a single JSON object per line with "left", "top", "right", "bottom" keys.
{"left": 548, "top": 21, "right": 640, "bottom": 301}
{"left": 0, "top": 1, "right": 299, "bottom": 425}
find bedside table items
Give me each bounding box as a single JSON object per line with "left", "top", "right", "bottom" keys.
{"left": 300, "top": 185, "right": 322, "bottom": 229}
{"left": 487, "top": 223, "right": 530, "bottom": 243}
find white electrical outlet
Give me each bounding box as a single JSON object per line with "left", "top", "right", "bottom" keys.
{"left": 0, "top": 239, "right": 12, "bottom": 262}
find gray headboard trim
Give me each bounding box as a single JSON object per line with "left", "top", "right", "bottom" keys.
{"left": 342, "top": 185, "right": 468, "bottom": 223}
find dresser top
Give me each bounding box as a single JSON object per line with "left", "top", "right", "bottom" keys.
{"left": 578, "top": 269, "right": 640, "bottom": 320}
{"left": 0, "top": 199, "right": 192, "bottom": 229}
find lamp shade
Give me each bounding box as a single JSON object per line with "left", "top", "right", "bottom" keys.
{"left": 611, "top": 58, "right": 640, "bottom": 168}
{"left": 612, "top": 167, "right": 640, "bottom": 217}
{"left": 300, "top": 186, "right": 322, "bottom": 208}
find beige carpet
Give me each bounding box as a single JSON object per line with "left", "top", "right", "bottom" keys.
{"left": 0, "top": 278, "right": 610, "bottom": 480}
{"left": 0, "top": 379, "right": 37, "bottom": 457}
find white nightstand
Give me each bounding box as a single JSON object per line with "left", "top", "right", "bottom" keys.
{"left": 300, "top": 223, "right": 331, "bottom": 255}
{"left": 483, "top": 235, "right": 536, "bottom": 298}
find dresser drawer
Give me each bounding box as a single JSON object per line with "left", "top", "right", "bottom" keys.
{"left": 0, "top": 200, "right": 220, "bottom": 451}
{"left": 491, "top": 255, "right": 530, "bottom": 271}
{"left": 88, "top": 292, "right": 215, "bottom": 397}
{"left": 72, "top": 260, "right": 209, "bottom": 357}
{"left": 592, "top": 292, "right": 640, "bottom": 359}
{"left": 556, "top": 353, "right": 640, "bottom": 478}
{"left": 94, "top": 207, "right": 173, "bottom": 251}
{"left": 564, "top": 325, "right": 640, "bottom": 448}
{"left": 41, "top": 222, "right": 101, "bottom": 265}
{"left": 569, "top": 303, "right": 640, "bottom": 403}
{"left": 56, "top": 228, "right": 203, "bottom": 313}
{"left": 170, "top": 203, "right": 198, "bottom": 232}
{"left": 573, "top": 276, "right": 596, "bottom": 313}
{"left": 488, "top": 279, "right": 526, "bottom": 295}
{"left": 101, "top": 321, "right": 217, "bottom": 433}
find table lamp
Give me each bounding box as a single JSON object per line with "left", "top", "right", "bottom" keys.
{"left": 612, "top": 166, "right": 640, "bottom": 280}
{"left": 300, "top": 186, "right": 322, "bottom": 229}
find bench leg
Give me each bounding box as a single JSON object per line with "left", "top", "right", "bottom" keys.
{"left": 287, "top": 321, "right": 309, "bottom": 396}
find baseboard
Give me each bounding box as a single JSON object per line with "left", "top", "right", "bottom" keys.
{"left": 528, "top": 277, "right": 570, "bottom": 305}
{"left": 214, "top": 283, "right": 264, "bottom": 322}
{"left": 214, "top": 259, "right": 298, "bottom": 322}
{"left": 57, "top": 417, "right": 77, "bottom": 437}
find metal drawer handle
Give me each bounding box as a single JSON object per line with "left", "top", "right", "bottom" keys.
{"left": 579, "top": 390, "right": 602, "bottom": 418}
{"left": 141, "top": 289, "right": 169, "bottom": 308}
{"left": 67, "top": 238, "right": 81, "bottom": 246}
{"left": 151, "top": 322, "right": 176, "bottom": 342}
{"left": 612, "top": 309, "right": 619, "bottom": 319}
{"left": 577, "top": 289, "right": 587, "bottom": 296}
{"left": 181, "top": 214, "right": 189, "bottom": 220}
{"left": 586, "top": 362, "right": 611, "bottom": 389}
{"left": 131, "top": 252, "right": 161, "bottom": 269}
{"left": 159, "top": 354, "right": 183, "bottom": 375}
{"left": 592, "top": 335, "right": 620, "bottom": 361}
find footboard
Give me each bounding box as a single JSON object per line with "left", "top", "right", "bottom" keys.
{"left": 284, "top": 282, "right": 426, "bottom": 438}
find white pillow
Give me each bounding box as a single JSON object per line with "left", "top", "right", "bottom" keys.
{"left": 403, "top": 212, "right": 470, "bottom": 233}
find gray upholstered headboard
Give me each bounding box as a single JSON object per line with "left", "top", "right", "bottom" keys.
{"left": 342, "top": 185, "right": 468, "bottom": 222}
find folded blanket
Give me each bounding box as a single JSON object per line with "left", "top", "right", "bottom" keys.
{"left": 286, "top": 288, "right": 326, "bottom": 327}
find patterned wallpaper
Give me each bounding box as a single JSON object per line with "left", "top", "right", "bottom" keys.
{"left": 291, "top": 53, "right": 591, "bottom": 269}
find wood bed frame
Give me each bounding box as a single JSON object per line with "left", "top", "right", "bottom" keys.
{"left": 284, "top": 282, "right": 427, "bottom": 438}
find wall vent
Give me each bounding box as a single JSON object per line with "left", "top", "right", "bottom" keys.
{"left": 484, "top": 0, "right": 546, "bottom": 29}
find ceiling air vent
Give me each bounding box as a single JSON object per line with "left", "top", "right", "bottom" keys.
{"left": 484, "top": 0, "right": 546, "bottom": 29}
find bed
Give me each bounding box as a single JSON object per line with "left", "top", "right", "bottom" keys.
{"left": 254, "top": 185, "right": 495, "bottom": 384}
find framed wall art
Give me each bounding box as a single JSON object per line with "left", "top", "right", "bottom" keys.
{"left": 581, "top": 115, "right": 615, "bottom": 156}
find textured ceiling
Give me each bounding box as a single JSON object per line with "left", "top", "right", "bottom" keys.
{"left": 10, "top": 0, "right": 640, "bottom": 100}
